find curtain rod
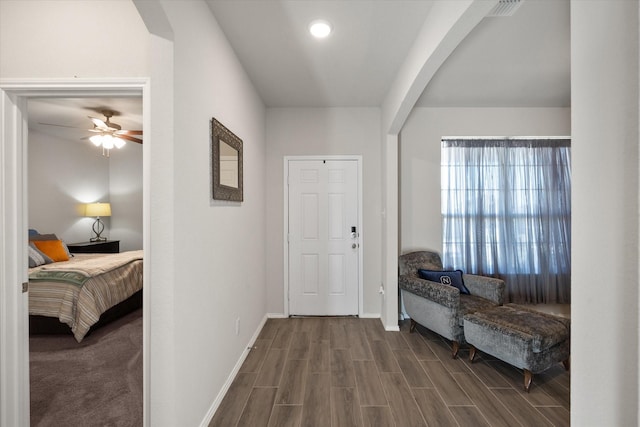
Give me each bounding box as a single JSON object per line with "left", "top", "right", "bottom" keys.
{"left": 442, "top": 137, "right": 571, "bottom": 148}
{"left": 442, "top": 136, "right": 571, "bottom": 140}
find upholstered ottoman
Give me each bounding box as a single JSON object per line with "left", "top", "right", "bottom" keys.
{"left": 463, "top": 304, "right": 570, "bottom": 392}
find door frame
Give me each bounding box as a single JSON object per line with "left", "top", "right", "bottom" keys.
{"left": 0, "top": 78, "right": 150, "bottom": 426}
{"left": 283, "top": 155, "right": 363, "bottom": 317}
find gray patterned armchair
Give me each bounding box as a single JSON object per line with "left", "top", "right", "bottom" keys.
{"left": 398, "top": 251, "right": 505, "bottom": 358}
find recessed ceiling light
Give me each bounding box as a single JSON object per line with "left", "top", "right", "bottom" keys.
{"left": 309, "top": 19, "right": 332, "bottom": 39}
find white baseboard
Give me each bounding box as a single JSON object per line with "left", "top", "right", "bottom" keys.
{"left": 264, "top": 312, "right": 380, "bottom": 320}
{"left": 357, "top": 315, "right": 397, "bottom": 331}
{"left": 199, "top": 313, "right": 269, "bottom": 427}
{"left": 268, "top": 312, "right": 380, "bottom": 319}
{"left": 359, "top": 312, "right": 381, "bottom": 319}
{"left": 267, "top": 313, "right": 287, "bottom": 319}
{"left": 362, "top": 314, "right": 399, "bottom": 331}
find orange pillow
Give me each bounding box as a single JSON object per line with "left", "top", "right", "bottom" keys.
{"left": 32, "top": 240, "right": 70, "bottom": 262}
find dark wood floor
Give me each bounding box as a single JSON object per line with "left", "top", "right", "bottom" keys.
{"left": 210, "top": 317, "right": 569, "bottom": 427}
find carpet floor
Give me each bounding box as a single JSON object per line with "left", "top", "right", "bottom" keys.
{"left": 29, "top": 308, "right": 143, "bottom": 427}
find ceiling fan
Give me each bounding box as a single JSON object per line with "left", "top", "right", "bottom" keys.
{"left": 84, "top": 110, "right": 142, "bottom": 157}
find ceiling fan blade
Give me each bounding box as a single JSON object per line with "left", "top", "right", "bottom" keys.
{"left": 89, "top": 116, "right": 108, "bottom": 129}
{"left": 117, "top": 134, "right": 143, "bottom": 144}
{"left": 38, "top": 122, "right": 82, "bottom": 129}
{"left": 115, "top": 130, "right": 143, "bottom": 136}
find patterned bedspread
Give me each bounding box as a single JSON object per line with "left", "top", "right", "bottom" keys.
{"left": 29, "top": 250, "right": 143, "bottom": 342}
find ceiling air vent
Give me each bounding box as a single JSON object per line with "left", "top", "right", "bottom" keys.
{"left": 487, "top": 0, "right": 523, "bottom": 17}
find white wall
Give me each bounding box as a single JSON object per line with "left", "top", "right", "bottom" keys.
{"left": 571, "top": 1, "right": 639, "bottom": 425}
{"left": 159, "top": 2, "right": 267, "bottom": 425}
{"left": 400, "top": 107, "right": 571, "bottom": 254}
{"left": 380, "top": 0, "right": 497, "bottom": 330}
{"left": 0, "top": 0, "right": 148, "bottom": 78}
{"left": 266, "top": 108, "right": 382, "bottom": 316}
{"left": 109, "top": 141, "right": 143, "bottom": 251}
{"left": 28, "top": 129, "right": 110, "bottom": 242}
{"left": 27, "top": 128, "right": 143, "bottom": 250}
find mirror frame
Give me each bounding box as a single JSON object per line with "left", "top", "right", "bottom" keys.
{"left": 211, "top": 118, "right": 243, "bottom": 202}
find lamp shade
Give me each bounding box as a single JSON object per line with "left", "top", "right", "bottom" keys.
{"left": 85, "top": 202, "right": 112, "bottom": 217}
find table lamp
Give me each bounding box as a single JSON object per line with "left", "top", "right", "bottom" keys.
{"left": 85, "top": 202, "right": 111, "bottom": 242}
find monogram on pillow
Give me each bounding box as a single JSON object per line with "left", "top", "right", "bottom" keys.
{"left": 417, "top": 268, "right": 470, "bottom": 295}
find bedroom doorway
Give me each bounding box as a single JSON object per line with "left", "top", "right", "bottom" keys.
{"left": 27, "top": 96, "right": 144, "bottom": 424}
{"left": 0, "top": 79, "right": 150, "bottom": 426}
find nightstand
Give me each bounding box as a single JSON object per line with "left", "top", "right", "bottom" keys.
{"left": 67, "top": 240, "right": 120, "bottom": 254}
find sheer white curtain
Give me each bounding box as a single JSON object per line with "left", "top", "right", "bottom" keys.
{"left": 441, "top": 138, "right": 571, "bottom": 304}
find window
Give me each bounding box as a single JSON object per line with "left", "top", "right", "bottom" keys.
{"left": 441, "top": 138, "right": 571, "bottom": 303}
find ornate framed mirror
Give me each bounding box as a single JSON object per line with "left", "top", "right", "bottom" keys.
{"left": 211, "top": 118, "right": 243, "bottom": 202}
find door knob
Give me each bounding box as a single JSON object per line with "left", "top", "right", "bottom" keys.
{"left": 352, "top": 243, "right": 357, "bottom": 249}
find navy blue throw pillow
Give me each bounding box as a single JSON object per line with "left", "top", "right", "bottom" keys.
{"left": 418, "top": 269, "right": 470, "bottom": 295}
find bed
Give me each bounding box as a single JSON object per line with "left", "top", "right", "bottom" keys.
{"left": 28, "top": 250, "right": 143, "bottom": 342}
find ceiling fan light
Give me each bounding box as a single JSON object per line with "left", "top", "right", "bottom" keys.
{"left": 84, "top": 111, "right": 142, "bottom": 155}
{"left": 102, "top": 135, "right": 114, "bottom": 149}
{"left": 89, "top": 134, "right": 103, "bottom": 146}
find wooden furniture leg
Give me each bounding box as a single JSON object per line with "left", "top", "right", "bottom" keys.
{"left": 451, "top": 341, "right": 460, "bottom": 359}
{"left": 409, "top": 319, "right": 417, "bottom": 333}
{"left": 463, "top": 304, "right": 570, "bottom": 395}
{"left": 469, "top": 345, "right": 477, "bottom": 363}
{"left": 524, "top": 370, "right": 533, "bottom": 392}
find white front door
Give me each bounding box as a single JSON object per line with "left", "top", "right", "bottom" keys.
{"left": 288, "top": 159, "right": 359, "bottom": 316}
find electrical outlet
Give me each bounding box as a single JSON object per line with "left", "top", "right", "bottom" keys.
{"left": 235, "top": 317, "right": 240, "bottom": 336}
